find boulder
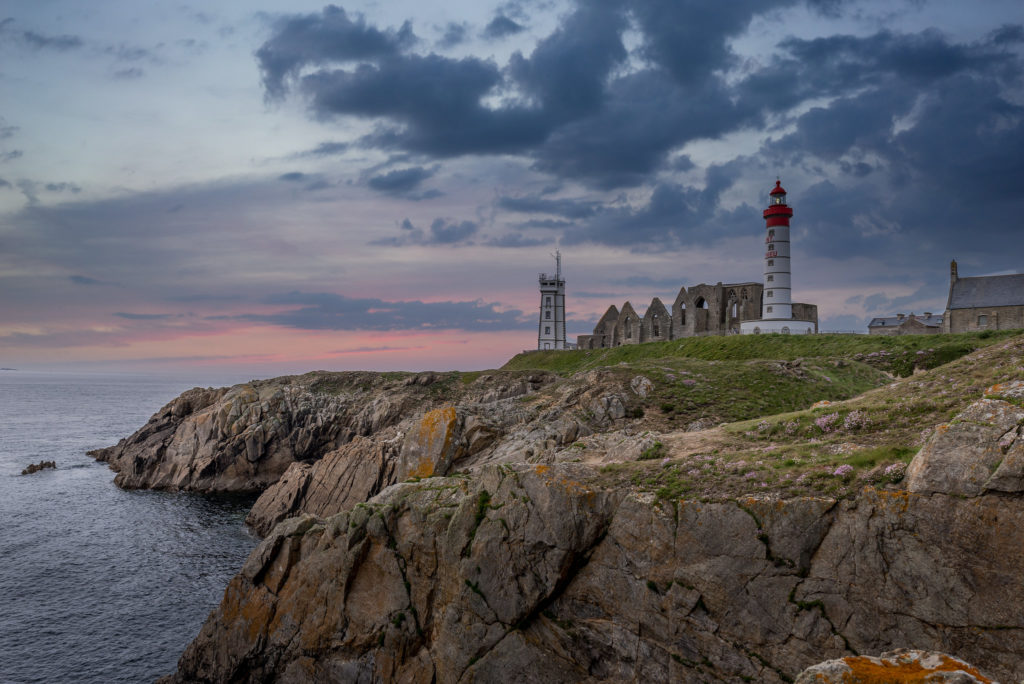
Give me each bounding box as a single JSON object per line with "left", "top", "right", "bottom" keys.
{"left": 795, "top": 649, "right": 994, "bottom": 683}
{"left": 906, "top": 382, "right": 1024, "bottom": 496}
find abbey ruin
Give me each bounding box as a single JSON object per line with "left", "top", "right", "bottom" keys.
{"left": 576, "top": 282, "right": 818, "bottom": 349}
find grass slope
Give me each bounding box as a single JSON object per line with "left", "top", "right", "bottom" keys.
{"left": 584, "top": 331, "right": 1024, "bottom": 502}
{"left": 503, "top": 330, "right": 1019, "bottom": 377}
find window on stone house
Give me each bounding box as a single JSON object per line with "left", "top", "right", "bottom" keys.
{"left": 767, "top": 290, "right": 773, "bottom": 297}
{"left": 767, "top": 275, "right": 773, "bottom": 282}
{"left": 545, "top": 297, "right": 551, "bottom": 305}
{"left": 766, "top": 306, "right": 773, "bottom": 313}
{"left": 545, "top": 311, "right": 551, "bottom": 319}
{"left": 767, "top": 260, "right": 774, "bottom": 267}
{"left": 978, "top": 314, "right": 988, "bottom": 326}
{"left": 545, "top": 326, "right": 550, "bottom": 334}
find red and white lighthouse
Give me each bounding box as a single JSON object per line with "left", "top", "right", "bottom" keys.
{"left": 763, "top": 180, "right": 793, "bottom": 320}
{"left": 741, "top": 180, "right": 815, "bottom": 335}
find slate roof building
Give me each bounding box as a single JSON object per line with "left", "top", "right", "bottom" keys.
{"left": 868, "top": 312, "right": 943, "bottom": 336}
{"left": 943, "top": 260, "right": 1024, "bottom": 333}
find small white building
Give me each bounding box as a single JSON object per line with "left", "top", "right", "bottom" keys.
{"left": 741, "top": 181, "right": 816, "bottom": 335}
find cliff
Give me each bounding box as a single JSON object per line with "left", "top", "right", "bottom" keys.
{"left": 162, "top": 457, "right": 1022, "bottom": 682}
{"left": 88, "top": 370, "right": 561, "bottom": 494}
{"left": 95, "top": 334, "right": 1024, "bottom": 681}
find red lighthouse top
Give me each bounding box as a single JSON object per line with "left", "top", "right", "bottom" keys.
{"left": 764, "top": 179, "right": 792, "bottom": 223}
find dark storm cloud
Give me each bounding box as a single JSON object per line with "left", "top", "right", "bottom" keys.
{"left": 257, "top": 5, "right": 416, "bottom": 98}
{"left": 43, "top": 182, "right": 81, "bottom": 193}
{"left": 0, "top": 19, "right": 83, "bottom": 51}
{"left": 0, "top": 119, "right": 17, "bottom": 139}
{"left": 483, "top": 233, "right": 553, "bottom": 248}
{"left": 529, "top": 69, "right": 750, "bottom": 188}
{"left": 0, "top": 177, "right": 11, "bottom": 189}
{"left": 437, "top": 22, "right": 469, "bottom": 48}
{"left": 0, "top": 150, "right": 22, "bottom": 163}
{"left": 509, "top": 2, "right": 627, "bottom": 123}
{"left": 483, "top": 15, "right": 525, "bottom": 39}
{"left": 367, "top": 166, "right": 435, "bottom": 194}
{"left": 236, "top": 291, "right": 528, "bottom": 331}
{"left": 113, "top": 68, "right": 144, "bottom": 80}
{"left": 501, "top": 163, "right": 748, "bottom": 249}
{"left": 302, "top": 54, "right": 548, "bottom": 156}
{"left": 370, "top": 217, "right": 478, "bottom": 246}
{"left": 254, "top": 2, "right": 1024, "bottom": 263}
{"left": 630, "top": 0, "right": 790, "bottom": 87}
{"left": 497, "top": 195, "right": 598, "bottom": 219}
{"left": 294, "top": 141, "right": 349, "bottom": 157}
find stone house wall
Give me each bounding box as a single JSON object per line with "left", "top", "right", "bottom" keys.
{"left": 946, "top": 305, "right": 1024, "bottom": 333}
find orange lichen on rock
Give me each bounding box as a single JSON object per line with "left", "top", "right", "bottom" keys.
{"left": 407, "top": 406, "right": 457, "bottom": 479}
{"left": 839, "top": 653, "right": 992, "bottom": 683}
{"left": 798, "top": 650, "right": 995, "bottom": 683}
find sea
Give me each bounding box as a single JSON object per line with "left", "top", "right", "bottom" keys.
{"left": 0, "top": 370, "right": 262, "bottom": 684}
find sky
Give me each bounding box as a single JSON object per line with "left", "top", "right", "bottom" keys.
{"left": 0, "top": 0, "right": 1022, "bottom": 376}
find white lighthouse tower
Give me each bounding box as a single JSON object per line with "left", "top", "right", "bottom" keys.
{"left": 741, "top": 180, "right": 815, "bottom": 335}
{"left": 538, "top": 252, "right": 567, "bottom": 349}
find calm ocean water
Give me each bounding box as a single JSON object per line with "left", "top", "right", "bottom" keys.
{"left": 0, "top": 371, "right": 261, "bottom": 684}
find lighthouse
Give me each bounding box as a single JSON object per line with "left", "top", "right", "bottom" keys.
{"left": 740, "top": 180, "right": 816, "bottom": 335}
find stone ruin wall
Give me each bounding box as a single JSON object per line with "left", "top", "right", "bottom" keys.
{"left": 577, "top": 282, "right": 818, "bottom": 349}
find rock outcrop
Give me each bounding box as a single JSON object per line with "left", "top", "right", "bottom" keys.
{"left": 21, "top": 460, "right": 56, "bottom": 475}
{"left": 88, "top": 371, "right": 566, "bottom": 494}
{"left": 163, "top": 463, "right": 1024, "bottom": 683}
{"left": 906, "top": 380, "right": 1024, "bottom": 495}
{"left": 794, "top": 649, "right": 994, "bottom": 683}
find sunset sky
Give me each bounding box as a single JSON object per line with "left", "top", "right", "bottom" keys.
{"left": 1, "top": 0, "right": 1022, "bottom": 376}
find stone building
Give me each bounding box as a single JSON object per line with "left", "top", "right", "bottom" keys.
{"left": 576, "top": 281, "right": 818, "bottom": 349}
{"left": 868, "top": 312, "right": 943, "bottom": 335}
{"left": 943, "top": 260, "right": 1024, "bottom": 333}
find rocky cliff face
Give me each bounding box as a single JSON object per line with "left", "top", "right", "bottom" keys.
{"left": 163, "top": 461, "right": 1020, "bottom": 683}
{"left": 90, "top": 368, "right": 662, "bottom": 505}
{"left": 89, "top": 370, "right": 579, "bottom": 494}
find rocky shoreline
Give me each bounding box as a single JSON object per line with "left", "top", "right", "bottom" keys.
{"left": 89, "top": 344, "right": 1024, "bottom": 681}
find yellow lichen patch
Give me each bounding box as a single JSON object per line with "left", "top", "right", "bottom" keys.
{"left": 408, "top": 457, "right": 436, "bottom": 479}
{"left": 874, "top": 489, "right": 912, "bottom": 513}
{"left": 415, "top": 406, "right": 457, "bottom": 453}
{"left": 534, "top": 464, "right": 550, "bottom": 475}
{"left": 936, "top": 423, "right": 950, "bottom": 433}
{"left": 985, "top": 383, "right": 1004, "bottom": 396}
{"left": 840, "top": 653, "right": 993, "bottom": 683}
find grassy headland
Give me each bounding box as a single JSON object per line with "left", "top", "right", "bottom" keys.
{"left": 505, "top": 330, "right": 1024, "bottom": 502}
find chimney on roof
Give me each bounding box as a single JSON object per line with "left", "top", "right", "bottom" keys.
{"left": 897, "top": 313, "right": 905, "bottom": 320}
{"left": 924, "top": 312, "right": 932, "bottom": 317}
{"left": 951, "top": 259, "right": 958, "bottom": 283}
